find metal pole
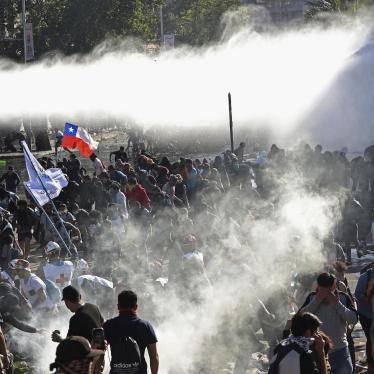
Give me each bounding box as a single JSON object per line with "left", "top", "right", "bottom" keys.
{"left": 22, "top": 0, "right": 26, "bottom": 64}
{"left": 21, "top": 141, "right": 74, "bottom": 256}
{"left": 160, "top": 5, "right": 164, "bottom": 47}
{"left": 22, "top": 0, "right": 29, "bottom": 140}
{"left": 25, "top": 184, "right": 72, "bottom": 257}
{"left": 228, "top": 93, "right": 234, "bottom": 153}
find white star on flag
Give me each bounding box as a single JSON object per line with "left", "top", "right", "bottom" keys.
{"left": 69, "top": 127, "right": 74, "bottom": 133}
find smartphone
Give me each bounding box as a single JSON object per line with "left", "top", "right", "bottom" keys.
{"left": 92, "top": 328, "right": 105, "bottom": 347}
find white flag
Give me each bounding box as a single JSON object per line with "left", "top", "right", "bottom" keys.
{"left": 22, "top": 141, "right": 68, "bottom": 206}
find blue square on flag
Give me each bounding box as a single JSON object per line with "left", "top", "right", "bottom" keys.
{"left": 64, "top": 123, "right": 78, "bottom": 137}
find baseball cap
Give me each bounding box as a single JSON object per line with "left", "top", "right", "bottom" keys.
{"left": 55, "top": 336, "right": 104, "bottom": 364}
{"left": 182, "top": 234, "right": 197, "bottom": 244}
{"left": 45, "top": 241, "right": 61, "bottom": 255}
{"left": 61, "top": 285, "right": 80, "bottom": 302}
{"left": 8, "top": 259, "right": 31, "bottom": 271}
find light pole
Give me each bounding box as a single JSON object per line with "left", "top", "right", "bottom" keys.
{"left": 22, "top": 0, "right": 33, "bottom": 147}
{"left": 228, "top": 93, "right": 234, "bottom": 153}
{"left": 22, "top": 0, "right": 26, "bottom": 63}
{"left": 159, "top": 5, "right": 164, "bottom": 46}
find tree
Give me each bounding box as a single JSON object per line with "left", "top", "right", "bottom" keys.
{"left": 0, "top": 0, "right": 163, "bottom": 59}
{"left": 163, "top": 0, "right": 242, "bottom": 46}
{"left": 0, "top": 0, "right": 244, "bottom": 58}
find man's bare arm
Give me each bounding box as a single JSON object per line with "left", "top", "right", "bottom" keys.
{"left": 147, "top": 343, "right": 159, "bottom": 374}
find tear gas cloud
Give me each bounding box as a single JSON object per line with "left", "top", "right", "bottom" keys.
{"left": 24, "top": 169, "right": 344, "bottom": 374}
{"left": 0, "top": 8, "right": 371, "bottom": 150}
{"left": 152, "top": 187, "right": 343, "bottom": 374}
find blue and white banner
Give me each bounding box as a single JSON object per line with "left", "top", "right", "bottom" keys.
{"left": 22, "top": 141, "right": 68, "bottom": 206}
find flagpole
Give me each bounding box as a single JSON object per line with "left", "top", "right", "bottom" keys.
{"left": 21, "top": 141, "right": 75, "bottom": 257}
{"left": 228, "top": 93, "right": 234, "bottom": 153}
{"left": 25, "top": 185, "right": 72, "bottom": 257}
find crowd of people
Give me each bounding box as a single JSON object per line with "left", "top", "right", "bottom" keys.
{"left": 0, "top": 137, "right": 372, "bottom": 373}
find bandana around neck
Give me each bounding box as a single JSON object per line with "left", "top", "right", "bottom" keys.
{"left": 119, "top": 309, "right": 137, "bottom": 316}
{"left": 283, "top": 335, "right": 313, "bottom": 353}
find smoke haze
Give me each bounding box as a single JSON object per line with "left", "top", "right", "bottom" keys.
{"left": 35, "top": 171, "right": 343, "bottom": 374}
{"left": 0, "top": 10, "right": 372, "bottom": 149}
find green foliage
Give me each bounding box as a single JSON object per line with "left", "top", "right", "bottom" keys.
{"left": 0, "top": 0, "right": 371, "bottom": 58}
{"left": 0, "top": 0, "right": 242, "bottom": 60}
{"left": 28, "top": 0, "right": 162, "bottom": 55}
{"left": 13, "top": 360, "right": 36, "bottom": 374}
{"left": 305, "top": 0, "right": 360, "bottom": 19}
{"left": 164, "top": 0, "right": 242, "bottom": 45}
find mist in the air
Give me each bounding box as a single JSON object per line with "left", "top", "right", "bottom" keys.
{"left": 0, "top": 6, "right": 372, "bottom": 150}
{"left": 26, "top": 170, "right": 344, "bottom": 374}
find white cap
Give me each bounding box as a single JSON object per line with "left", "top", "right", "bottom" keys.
{"left": 45, "top": 241, "right": 61, "bottom": 255}
{"left": 9, "top": 259, "right": 31, "bottom": 271}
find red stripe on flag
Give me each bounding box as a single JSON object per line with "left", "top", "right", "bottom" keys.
{"left": 62, "top": 136, "right": 94, "bottom": 158}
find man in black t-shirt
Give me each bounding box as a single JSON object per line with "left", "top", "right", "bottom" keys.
{"left": 52, "top": 285, "right": 104, "bottom": 343}
{"left": 0, "top": 166, "right": 20, "bottom": 193}
{"left": 104, "top": 290, "right": 159, "bottom": 374}
{"left": 110, "top": 146, "right": 129, "bottom": 163}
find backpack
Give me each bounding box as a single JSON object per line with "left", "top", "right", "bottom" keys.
{"left": 269, "top": 342, "right": 315, "bottom": 374}
{"left": 110, "top": 336, "right": 141, "bottom": 374}
{"left": 360, "top": 262, "right": 374, "bottom": 275}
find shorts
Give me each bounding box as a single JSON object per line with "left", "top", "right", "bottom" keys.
{"left": 18, "top": 232, "right": 32, "bottom": 242}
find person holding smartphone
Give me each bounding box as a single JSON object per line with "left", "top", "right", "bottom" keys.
{"left": 299, "top": 273, "right": 357, "bottom": 374}
{"left": 51, "top": 285, "right": 104, "bottom": 343}
{"left": 269, "top": 312, "right": 328, "bottom": 374}
{"left": 52, "top": 286, "right": 105, "bottom": 374}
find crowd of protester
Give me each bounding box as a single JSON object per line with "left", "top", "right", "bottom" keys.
{"left": 0, "top": 138, "right": 373, "bottom": 373}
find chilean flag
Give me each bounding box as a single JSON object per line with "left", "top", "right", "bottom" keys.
{"left": 62, "top": 123, "right": 98, "bottom": 158}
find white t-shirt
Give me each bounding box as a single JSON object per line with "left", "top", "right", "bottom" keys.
{"left": 183, "top": 250, "right": 204, "bottom": 265}
{"left": 77, "top": 275, "right": 113, "bottom": 290}
{"left": 93, "top": 158, "right": 105, "bottom": 175}
{"left": 112, "top": 191, "right": 128, "bottom": 216}
{"left": 43, "top": 260, "right": 74, "bottom": 289}
{"left": 20, "top": 273, "right": 54, "bottom": 310}
{"left": 76, "top": 275, "right": 113, "bottom": 300}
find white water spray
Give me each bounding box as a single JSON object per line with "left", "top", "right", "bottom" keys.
{"left": 0, "top": 17, "right": 369, "bottom": 142}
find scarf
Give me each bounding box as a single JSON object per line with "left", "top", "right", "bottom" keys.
{"left": 119, "top": 309, "right": 137, "bottom": 316}
{"left": 283, "top": 335, "right": 313, "bottom": 354}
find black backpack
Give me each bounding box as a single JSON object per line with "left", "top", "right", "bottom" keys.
{"left": 360, "top": 262, "right": 374, "bottom": 275}
{"left": 269, "top": 342, "right": 316, "bottom": 374}
{"left": 110, "top": 336, "right": 142, "bottom": 374}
